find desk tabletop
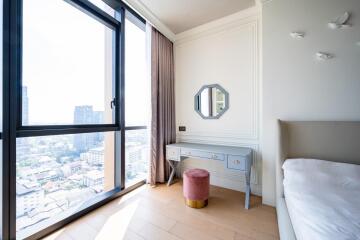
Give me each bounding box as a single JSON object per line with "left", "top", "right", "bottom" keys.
{"left": 167, "top": 142, "right": 252, "bottom": 155}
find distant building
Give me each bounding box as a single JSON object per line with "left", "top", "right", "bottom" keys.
{"left": 82, "top": 170, "right": 104, "bottom": 187}
{"left": 93, "top": 111, "right": 104, "bottom": 124}
{"left": 80, "top": 147, "right": 104, "bottom": 166}
{"left": 62, "top": 161, "right": 82, "bottom": 177}
{"left": 69, "top": 162, "right": 82, "bottom": 173}
{"left": 22, "top": 86, "right": 29, "bottom": 125}
{"left": 18, "top": 86, "right": 30, "bottom": 147}
{"left": 16, "top": 183, "right": 45, "bottom": 217}
{"left": 73, "top": 106, "right": 104, "bottom": 152}
{"left": 73, "top": 105, "right": 94, "bottom": 124}
{"left": 35, "top": 170, "right": 60, "bottom": 183}
{"left": 125, "top": 144, "right": 149, "bottom": 181}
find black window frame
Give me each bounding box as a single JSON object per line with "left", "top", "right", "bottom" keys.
{"left": 2, "top": 0, "right": 147, "bottom": 239}
{"left": 18, "top": 0, "right": 121, "bottom": 133}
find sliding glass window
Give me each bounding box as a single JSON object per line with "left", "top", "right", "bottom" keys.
{"left": 3, "top": 0, "right": 149, "bottom": 239}
{"left": 124, "top": 11, "right": 150, "bottom": 187}
{"left": 3, "top": 0, "right": 124, "bottom": 239}
{"left": 16, "top": 132, "right": 115, "bottom": 237}
{"left": 22, "top": 0, "right": 116, "bottom": 127}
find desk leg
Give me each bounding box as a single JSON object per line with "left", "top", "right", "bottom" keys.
{"left": 245, "top": 169, "right": 251, "bottom": 209}
{"left": 167, "top": 160, "right": 177, "bottom": 186}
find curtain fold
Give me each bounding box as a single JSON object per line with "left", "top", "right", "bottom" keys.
{"left": 150, "top": 27, "right": 176, "bottom": 185}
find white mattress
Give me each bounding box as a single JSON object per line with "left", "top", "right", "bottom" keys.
{"left": 283, "top": 159, "right": 360, "bottom": 240}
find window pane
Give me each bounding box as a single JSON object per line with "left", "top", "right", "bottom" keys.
{"left": 88, "top": 0, "right": 117, "bottom": 19}
{"left": 125, "top": 129, "right": 149, "bottom": 187}
{"left": 125, "top": 15, "right": 149, "bottom": 127}
{"left": 22, "top": 0, "right": 115, "bottom": 125}
{"left": 16, "top": 132, "right": 115, "bottom": 238}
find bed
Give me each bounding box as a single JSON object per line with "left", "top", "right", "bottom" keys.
{"left": 276, "top": 121, "right": 360, "bottom": 240}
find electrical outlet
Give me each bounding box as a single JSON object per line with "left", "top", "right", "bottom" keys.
{"left": 179, "top": 126, "right": 186, "bottom": 132}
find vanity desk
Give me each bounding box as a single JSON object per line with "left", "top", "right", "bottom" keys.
{"left": 166, "top": 142, "right": 253, "bottom": 209}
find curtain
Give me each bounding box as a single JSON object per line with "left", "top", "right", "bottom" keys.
{"left": 150, "top": 27, "right": 176, "bottom": 185}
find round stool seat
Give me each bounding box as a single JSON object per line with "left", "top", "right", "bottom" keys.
{"left": 183, "top": 168, "right": 210, "bottom": 208}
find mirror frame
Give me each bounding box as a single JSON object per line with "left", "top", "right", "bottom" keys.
{"left": 194, "top": 84, "right": 229, "bottom": 119}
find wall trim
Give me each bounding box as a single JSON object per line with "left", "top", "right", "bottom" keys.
{"left": 175, "top": 6, "right": 260, "bottom": 42}
{"left": 175, "top": 7, "right": 261, "bottom": 196}
{"left": 175, "top": 17, "right": 260, "bottom": 141}
{"left": 260, "top": 0, "right": 273, "bottom": 4}
{"left": 177, "top": 132, "right": 259, "bottom": 143}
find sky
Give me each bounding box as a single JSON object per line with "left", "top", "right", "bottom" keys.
{"left": 23, "top": 0, "right": 149, "bottom": 126}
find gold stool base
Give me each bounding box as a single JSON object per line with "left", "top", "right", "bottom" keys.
{"left": 185, "top": 198, "right": 208, "bottom": 209}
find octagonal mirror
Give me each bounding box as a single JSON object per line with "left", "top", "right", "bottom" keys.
{"left": 194, "top": 84, "right": 229, "bottom": 119}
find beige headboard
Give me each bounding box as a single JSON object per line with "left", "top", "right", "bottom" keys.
{"left": 276, "top": 120, "right": 360, "bottom": 199}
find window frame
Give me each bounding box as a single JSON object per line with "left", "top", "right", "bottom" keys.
{"left": 123, "top": 10, "right": 149, "bottom": 188}
{"left": 18, "top": 0, "right": 121, "bottom": 131}
{"left": 2, "top": 0, "right": 147, "bottom": 239}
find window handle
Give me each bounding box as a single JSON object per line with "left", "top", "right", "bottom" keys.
{"left": 110, "top": 98, "right": 116, "bottom": 109}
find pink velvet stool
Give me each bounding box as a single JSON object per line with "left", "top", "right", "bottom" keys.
{"left": 183, "top": 168, "right": 210, "bottom": 208}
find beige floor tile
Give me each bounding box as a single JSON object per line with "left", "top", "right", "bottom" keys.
{"left": 134, "top": 206, "right": 177, "bottom": 231}
{"left": 62, "top": 219, "right": 98, "bottom": 240}
{"left": 123, "top": 230, "right": 144, "bottom": 240}
{"left": 42, "top": 183, "right": 279, "bottom": 240}
{"left": 137, "top": 222, "right": 181, "bottom": 240}
{"left": 169, "top": 222, "right": 219, "bottom": 240}
{"left": 42, "top": 229, "right": 73, "bottom": 240}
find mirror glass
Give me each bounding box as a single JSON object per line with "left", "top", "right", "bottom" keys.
{"left": 194, "top": 84, "right": 229, "bottom": 119}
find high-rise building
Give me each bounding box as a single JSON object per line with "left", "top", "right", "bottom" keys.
{"left": 73, "top": 106, "right": 104, "bottom": 152}
{"left": 93, "top": 111, "right": 105, "bottom": 142}
{"left": 18, "top": 86, "right": 30, "bottom": 146}
{"left": 74, "top": 105, "right": 94, "bottom": 124}
{"left": 93, "top": 111, "right": 104, "bottom": 124}
{"left": 22, "top": 86, "right": 29, "bottom": 125}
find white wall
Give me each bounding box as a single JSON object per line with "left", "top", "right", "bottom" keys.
{"left": 262, "top": 0, "right": 360, "bottom": 206}
{"left": 175, "top": 7, "right": 262, "bottom": 196}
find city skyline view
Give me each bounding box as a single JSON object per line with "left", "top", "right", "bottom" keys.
{"left": 16, "top": 101, "right": 149, "bottom": 235}
{"left": 15, "top": 1, "right": 150, "bottom": 238}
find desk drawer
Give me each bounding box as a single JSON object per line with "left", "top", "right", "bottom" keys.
{"left": 227, "top": 155, "right": 246, "bottom": 170}
{"left": 166, "top": 147, "right": 180, "bottom": 161}
{"left": 181, "top": 149, "right": 225, "bottom": 161}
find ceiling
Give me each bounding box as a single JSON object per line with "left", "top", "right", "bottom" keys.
{"left": 138, "top": 0, "right": 255, "bottom": 34}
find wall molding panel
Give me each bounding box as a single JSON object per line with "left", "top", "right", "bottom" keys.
{"left": 175, "top": 9, "right": 261, "bottom": 196}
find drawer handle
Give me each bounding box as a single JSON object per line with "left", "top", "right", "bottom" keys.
{"left": 233, "top": 160, "right": 241, "bottom": 165}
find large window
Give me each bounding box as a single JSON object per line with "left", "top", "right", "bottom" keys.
{"left": 22, "top": 0, "right": 115, "bottom": 126}
{"left": 125, "top": 129, "right": 149, "bottom": 186}
{"left": 16, "top": 132, "right": 115, "bottom": 237}
{"left": 1, "top": 0, "right": 149, "bottom": 239}
{"left": 14, "top": 1, "right": 121, "bottom": 238}
{"left": 125, "top": 14, "right": 149, "bottom": 127}
{"left": 124, "top": 12, "right": 150, "bottom": 187}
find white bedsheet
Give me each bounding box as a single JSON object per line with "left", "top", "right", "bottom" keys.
{"left": 283, "top": 159, "right": 360, "bottom": 240}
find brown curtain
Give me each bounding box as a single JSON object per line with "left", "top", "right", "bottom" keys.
{"left": 150, "top": 27, "right": 176, "bottom": 185}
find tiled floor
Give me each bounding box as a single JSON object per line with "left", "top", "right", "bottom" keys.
{"left": 42, "top": 182, "right": 279, "bottom": 240}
